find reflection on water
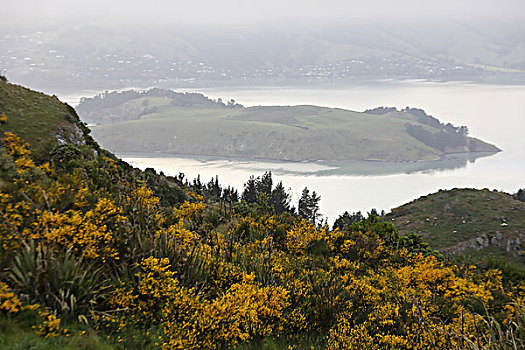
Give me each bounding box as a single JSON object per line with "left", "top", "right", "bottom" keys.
{"left": 119, "top": 151, "right": 498, "bottom": 177}
{"left": 310, "top": 152, "right": 498, "bottom": 176}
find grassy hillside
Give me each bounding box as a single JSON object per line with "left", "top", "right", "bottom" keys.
{"left": 0, "top": 80, "right": 97, "bottom": 161}
{"left": 386, "top": 188, "right": 525, "bottom": 265}
{"left": 83, "top": 92, "right": 499, "bottom": 162}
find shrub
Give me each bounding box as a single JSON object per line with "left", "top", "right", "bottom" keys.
{"left": 7, "top": 241, "right": 108, "bottom": 322}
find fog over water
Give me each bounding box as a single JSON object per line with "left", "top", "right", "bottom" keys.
{"left": 5, "top": 0, "right": 525, "bottom": 25}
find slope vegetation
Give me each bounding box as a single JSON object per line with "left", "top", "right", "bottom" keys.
{"left": 386, "top": 188, "right": 525, "bottom": 265}
{"left": 0, "top": 80, "right": 96, "bottom": 161}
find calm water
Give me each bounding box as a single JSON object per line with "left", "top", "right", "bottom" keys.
{"left": 63, "top": 81, "right": 525, "bottom": 222}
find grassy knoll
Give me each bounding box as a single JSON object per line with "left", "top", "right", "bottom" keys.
{"left": 85, "top": 94, "right": 499, "bottom": 162}
{"left": 0, "top": 81, "right": 96, "bottom": 161}
{"left": 386, "top": 188, "right": 525, "bottom": 267}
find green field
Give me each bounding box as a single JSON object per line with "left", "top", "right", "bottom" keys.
{"left": 88, "top": 96, "right": 498, "bottom": 162}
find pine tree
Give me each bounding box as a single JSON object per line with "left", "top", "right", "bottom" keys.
{"left": 242, "top": 176, "right": 258, "bottom": 203}
{"left": 298, "top": 187, "right": 312, "bottom": 221}
{"left": 310, "top": 191, "right": 321, "bottom": 225}
{"left": 333, "top": 211, "right": 364, "bottom": 231}
{"left": 271, "top": 181, "right": 291, "bottom": 215}
{"left": 256, "top": 171, "right": 273, "bottom": 197}
{"left": 298, "top": 187, "right": 321, "bottom": 224}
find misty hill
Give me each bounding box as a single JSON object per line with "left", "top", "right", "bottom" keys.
{"left": 79, "top": 89, "right": 499, "bottom": 162}
{"left": 386, "top": 188, "right": 525, "bottom": 268}
{"left": 2, "top": 21, "right": 525, "bottom": 91}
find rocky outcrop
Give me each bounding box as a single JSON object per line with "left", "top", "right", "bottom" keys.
{"left": 442, "top": 230, "right": 525, "bottom": 257}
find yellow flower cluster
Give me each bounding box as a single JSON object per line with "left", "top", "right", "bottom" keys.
{"left": 1, "top": 132, "right": 125, "bottom": 261}
{"left": 34, "top": 310, "right": 68, "bottom": 339}
{"left": 102, "top": 256, "right": 291, "bottom": 349}
{"left": 0, "top": 192, "right": 29, "bottom": 252}
{"left": 2, "top": 131, "right": 34, "bottom": 172}
{"left": 0, "top": 281, "right": 22, "bottom": 313}
{"left": 161, "top": 272, "right": 290, "bottom": 349}
{"left": 165, "top": 218, "right": 199, "bottom": 246}
{"left": 285, "top": 219, "right": 325, "bottom": 254}
{"left": 28, "top": 197, "right": 124, "bottom": 260}
{"left": 173, "top": 200, "right": 206, "bottom": 221}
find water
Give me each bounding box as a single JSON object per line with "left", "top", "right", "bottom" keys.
{"left": 61, "top": 81, "right": 525, "bottom": 222}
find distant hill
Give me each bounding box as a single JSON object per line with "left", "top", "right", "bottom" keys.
{"left": 386, "top": 188, "right": 525, "bottom": 266}
{"left": 3, "top": 21, "right": 525, "bottom": 90}
{"left": 78, "top": 89, "right": 500, "bottom": 162}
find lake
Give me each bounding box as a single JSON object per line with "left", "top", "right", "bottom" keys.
{"left": 62, "top": 80, "right": 525, "bottom": 223}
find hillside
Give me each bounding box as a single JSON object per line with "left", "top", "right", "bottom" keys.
{"left": 1, "top": 80, "right": 525, "bottom": 349}
{"left": 386, "top": 188, "right": 525, "bottom": 265}
{"left": 79, "top": 89, "right": 499, "bottom": 162}
{"left": 3, "top": 21, "right": 525, "bottom": 90}
{"left": 0, "top": 80, "right": 97, "bottom": 161}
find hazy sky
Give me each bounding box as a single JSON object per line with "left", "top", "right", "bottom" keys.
{"left": 4, "top": 0, "right": 525, "bottom": 27}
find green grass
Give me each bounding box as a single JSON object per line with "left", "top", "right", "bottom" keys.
{"left": 234, "top": 335, "right": 326, "bottom": 350}
{"left": 0, "top": 316, "right": 114, "bottom": 350}
{"left": 386, "top": 188, "right": 525, "bottom": 266}
{"left": 0, "top": 80, "right": 91, "bottom": 161}
{"left": 89, "top": 98, "right": 498, "bottom": 162}
{"left": 0, "top": 316, "right": 323, "bottom": 350}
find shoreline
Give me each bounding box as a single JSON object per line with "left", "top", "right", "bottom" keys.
{"left": 116, "top": 150, "right": 500, "bottom": 165}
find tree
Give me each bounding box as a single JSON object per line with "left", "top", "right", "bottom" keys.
{"left": 221, "top": 186, "right": 239, "bottom": 213}
{"left": 310, "top": 191, "right": 321, "bottom": 225}
{"left": 333, "top": 211, "right": 364, "bottom": 231}
{"left": 242, "top": 176, "right": 258, "bottom": 203}
{"left": 192, "top": 175, "right": 203, "bottom": 190}
{"left": 298, "top": 187, "right": 321, "bottom": 225}
{"left": 206, "top": 176, "right": 222, "bottom": 198}
{"left": 227, "top": 99, "right": 243, "bottom": 108}
{"left": 255, "top": 171, "right": 273, "bottom": 207}
{"left": 271, "top": 181, "right": 291, "bottom": 215}
{"left": 298, "top": 188, "right": 311, "bottom": 221}
{"left": 514, "top": 189, "right": 525, "bottom": 202}
{"left": 256, "top": 171, "right": 273, "bottom": 198}
{"left": 240, "top": 172, "right": 294, "bottom": 215}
